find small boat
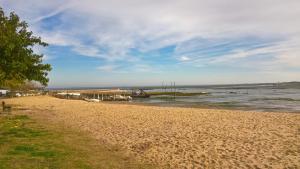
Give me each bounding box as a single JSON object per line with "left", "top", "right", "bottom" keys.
{"left": 84, "top": 98, "right": 100, "bottom": 102}
{"left": 114, "top": 95, "right": 132, "bottom": 101}
{"left": 131, "top": 89, "right": 150, "bottom": 98}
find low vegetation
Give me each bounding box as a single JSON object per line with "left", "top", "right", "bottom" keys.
{"left": 250, "top": 97, "right": 300, "bottom": 102}
{"left": 148, "top": 91, "right": 209, "bottom": 96}
{"left": 0, "top": 113, "right": 153, "bottom": 169}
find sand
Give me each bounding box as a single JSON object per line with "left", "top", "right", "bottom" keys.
{"left": 3, "top": 96, "right": 300, "bottom": 168}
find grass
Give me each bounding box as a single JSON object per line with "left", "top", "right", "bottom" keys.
{"left": 250, "top": 97, "right": 300, "bottom": 102}
{"left": 148, "top": 91, "right": 209, "bottom": 96}
{"left": 0, "top": 113, "right": 154, "bottom": 169}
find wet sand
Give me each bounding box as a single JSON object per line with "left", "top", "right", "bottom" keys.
{"left": 4, "top": 96, "right": 300, "bottom": 168}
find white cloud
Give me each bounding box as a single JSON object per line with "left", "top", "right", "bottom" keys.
{"left": 134, "top": 64, "right": 162, "bottom": 73}
{"left": 96, "top": 64, "right": 119, "bottom": 72}
{"left": 178, "top": 56, "right": 191, "bottom": 61}
{"left": 208, "top": 38, "right": 300, "bottom": 68}
{"left": 40, "top": 32, "right": 79, "bottom": 46}
{"left": 32, "top": 4, "right": 69, "bottom": 23}
{"left": 72, "top": 45, "right": 101, "bottom": 58}
{"left": 1, "top": 0, "right": 300, "bottom": 77}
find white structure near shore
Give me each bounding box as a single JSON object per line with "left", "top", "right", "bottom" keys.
{"left": 53, "top": 89, "right": 132, "bottom": 101}
{"left": 0, "top": 89, "right": 9, "bottom": 96}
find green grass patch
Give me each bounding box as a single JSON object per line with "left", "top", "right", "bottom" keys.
{"left": 11, "top": 115, "right": 30, "bottom": 120}
{"left": 148, "top": 91, "right": 209, "bottom": 96}
{"left": 0, "top": 114, "right": 154, "bottom": 169}
{"left": 250, "top": 97, "right": 300, "bottom": 102}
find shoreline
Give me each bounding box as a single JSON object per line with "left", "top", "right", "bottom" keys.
{"left": 94, "top": 99, "right": 300, "bottom": 114}
{"left": 3, "top": 95, "right": 300, "bottom": 113}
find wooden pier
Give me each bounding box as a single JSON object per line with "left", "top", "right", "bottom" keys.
{"left": 52, "top": 89, "right": 132, "bottom": 101}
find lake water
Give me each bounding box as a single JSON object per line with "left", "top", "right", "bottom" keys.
{"left": 131, "top": 83, "right": 300, "bottom": 112}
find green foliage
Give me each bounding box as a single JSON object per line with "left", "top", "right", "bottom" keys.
{"left": 0, "top": 7, "right": 51, "bottom": 88}
{"left": 148, "top": 91, "right": 209, "bottom": 96}
{"left": 0, "top": 114, "right": 154, "bottom": 169}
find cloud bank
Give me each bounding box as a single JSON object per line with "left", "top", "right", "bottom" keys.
{"left": 1, "top": 0, "right": 299, "bottom": 86}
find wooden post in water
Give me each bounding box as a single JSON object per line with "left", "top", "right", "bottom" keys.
{"left": 174, "top": 82, "right": 176, "bottom": 99}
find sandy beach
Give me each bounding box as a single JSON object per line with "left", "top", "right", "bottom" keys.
{"left": 4, "top": 96, "right": 300, "bottom": 168}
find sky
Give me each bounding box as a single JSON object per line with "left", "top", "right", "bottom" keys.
{"left": 1, "top": 0, "right": 300, "bottom": 87}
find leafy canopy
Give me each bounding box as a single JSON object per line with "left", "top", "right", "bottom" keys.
{"left": 0, "top": 7, "right": 51, "bottom": 89}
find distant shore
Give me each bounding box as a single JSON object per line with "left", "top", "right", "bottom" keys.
{"left": 4, "top": 96, "right": 300, "bottom": 168}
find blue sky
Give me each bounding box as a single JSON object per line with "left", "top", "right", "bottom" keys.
{"left": 1, "top": 0, "right": 300, "bottom": 87}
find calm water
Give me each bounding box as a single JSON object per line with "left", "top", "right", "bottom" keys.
{"left": 131, "top": 83, "right": 300, "bottom": 112}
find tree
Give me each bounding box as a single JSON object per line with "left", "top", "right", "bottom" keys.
{"left": 0, "top": 7, "right": 51, "bottom": 89}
